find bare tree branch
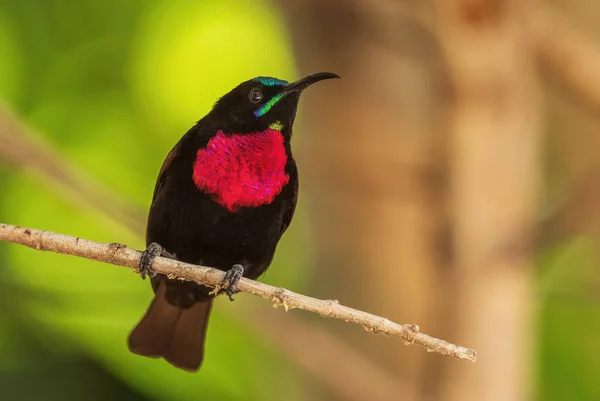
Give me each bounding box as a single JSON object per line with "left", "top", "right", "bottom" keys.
{"left": 531, "top": 4, "right": 600, "bottom": 113}
{"left": 0, "top": 100, "right": 145, "bottom": 234}
{"left": 538, "top": 167, "right": 600, "bottom": 247}
{"left": 0, "top": 223, "right": 477, "bottom": 361}
{"left": 243, "top": 308, "right": 413, "bottom": 401}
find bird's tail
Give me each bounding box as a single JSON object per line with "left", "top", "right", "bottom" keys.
{"left": 128, "top": 280, "right": 213, "bottom": 372}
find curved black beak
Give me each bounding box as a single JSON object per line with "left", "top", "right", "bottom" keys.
{"left": 283, "top": 72, "right": 341, "bottom": 94}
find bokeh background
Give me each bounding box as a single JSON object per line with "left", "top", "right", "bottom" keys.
{"left": 1, "top": 1, "right": 599, "bottom": 400}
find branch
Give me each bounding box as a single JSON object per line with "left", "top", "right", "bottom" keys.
{"left": 0, "top": 223, "right": 477, "bottom": 361}
{"left": 531, "top": 4, "right": 600, "bottom": 113}
{"left": 243, "top": 307, "right": 411, "bottom": 401}
{"left": 0, "top": 100, "right": 145, "bottom": 234}
{"left": 538, "top": 167, "right": 600, "bottom": 247}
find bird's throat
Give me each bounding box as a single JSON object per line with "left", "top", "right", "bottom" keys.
{"left": 193, "top": 128, "right": 289, "bottom": 212}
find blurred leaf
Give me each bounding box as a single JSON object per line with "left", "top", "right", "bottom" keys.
{"left": 0, "top": 1, "right": 310, "bottom": 399}
{"left": 538, "top": 238, "right": 600, "bottom": 401}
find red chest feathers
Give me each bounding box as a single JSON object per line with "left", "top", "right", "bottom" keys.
{"left": 192, "top": 129, "right": 290, "bottom": 212}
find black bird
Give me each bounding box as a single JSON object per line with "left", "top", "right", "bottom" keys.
{"left": 128, "top": 72, "right": 340, "bottom": 372}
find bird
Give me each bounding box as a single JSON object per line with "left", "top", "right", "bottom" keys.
{"left": 128, "top": 72, "right": 340, "bottom": 372}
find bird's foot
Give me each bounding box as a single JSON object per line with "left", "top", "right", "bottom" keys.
{"left": 221, "top": 264, "right": 245, "bottom": 301}
{"left": 139, "top": 242, "right": 175, "bottom": 280}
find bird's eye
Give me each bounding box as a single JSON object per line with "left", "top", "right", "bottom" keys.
{"left": 249, "top": 89, "right": 263, "bottom": 103}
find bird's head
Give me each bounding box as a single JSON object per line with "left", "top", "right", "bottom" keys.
{"left": 210, "top": 72, "right": 340, "bottom": 135}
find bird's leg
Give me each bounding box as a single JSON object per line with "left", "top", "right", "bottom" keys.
{"left": 139, "top": 242, "right": 176, "bottom": 280}
{"left": 221, "top": 264, "right": 245, "bottom": 301}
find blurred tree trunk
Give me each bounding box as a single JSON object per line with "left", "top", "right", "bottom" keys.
{"left": 278, "top": 1, "right": 450, "bottom": 400}
{"left": 280, "top": 1, "right": 542, "bottom": 401}
{"left": 432, "top": 1, "right": 542, "bottom": 401}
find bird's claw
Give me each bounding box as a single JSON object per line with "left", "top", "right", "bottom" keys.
{"left": 221, "top": 264, "right": 245, "bottom": 301}
{"left": 139, "top": 242, "right": 175, "bottom": 280}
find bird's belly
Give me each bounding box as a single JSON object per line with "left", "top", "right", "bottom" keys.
{"left": 193, "top": 207, "right": 284, "bottom": 279}
{"left": 148, "top": 197, "right": 284, "bottom": 280}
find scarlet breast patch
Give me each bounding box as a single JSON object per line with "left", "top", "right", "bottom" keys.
{"left": 193, "top": 129, "right": 289, "bottom": 212}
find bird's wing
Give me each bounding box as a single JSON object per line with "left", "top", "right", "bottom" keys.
{"left": 152, "top": 142, "right": 181, "bottom": 202}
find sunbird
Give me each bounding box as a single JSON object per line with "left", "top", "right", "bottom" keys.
{"left": 128, "top": 72, "right": 340, "bottom": 371}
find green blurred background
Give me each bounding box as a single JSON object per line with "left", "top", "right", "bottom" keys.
{"left": 0, "top": 1, "right": 599, "bottom": 401}
{"left": 0, "top": 1, "right": 304, "bottom": 400}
